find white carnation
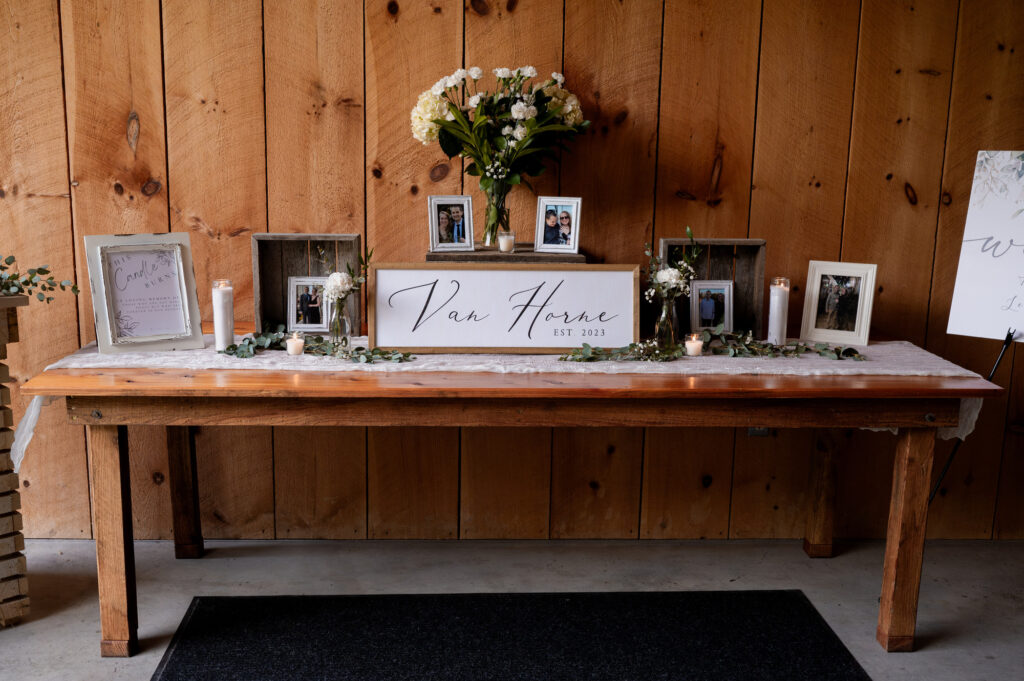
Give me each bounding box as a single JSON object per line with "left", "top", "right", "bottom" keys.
{"left": 517, "top": 65, "right": 537, "bottom": 78}
{"left": 468, "top": 66, "right": 483, "bottom": 80}
{"left": 501, "top": 125, "right": 514, "bottom": 135}
{"left": 324, "top": 271, "right": 354, "bottom": 300}
{"left": 494, "top": 67, "right": 513, "bottom": 79}
{"left": 513, "top": 124, "right": 528, "bottom": 140}
{"left": 655, "top": 267, "right": 683, "bottom": 289}
{"left": 410, "top": 90, "right": 447, "bottom": 143}
{"left": 552, "top": 71, "right": 565, "bottom": 84}
{"left": 468, "top": 93, "right": 482, "bottom": 108}
{"left": 431, "top": 78, "right": 446, "bottom": 96}
{"left": 444, "top": 75, "right": 459, "bottom": 88}
{"left": 510, "top": 102, "right": 537, "bottom": 120}
{"left": 452, "top": 68, "right": 467, "bottom": 82}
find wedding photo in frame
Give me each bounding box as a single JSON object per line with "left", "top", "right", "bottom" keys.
{"left": 83, "top": 233, "right": 204, "bottom": 354}
{"left": 286, "top": 276, "right": 333, "bottom": 333}
{"left": 800, "top": 260, "right": 877, "bottom": 346}
{"left": 428, "top": 195, "right": 474, "bottom": 252}
{"left": 689, "top": 280, "right": 734, "bottom": 332}
{"left": 534, "top": 196, "right": 581, "bottom": 254}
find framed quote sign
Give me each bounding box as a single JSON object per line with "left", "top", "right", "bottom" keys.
{"left": 369, "top": 264, "right": 639, "bottom": 353}
{"left": 84, "top": 233, "right": 204, "bottom": 353}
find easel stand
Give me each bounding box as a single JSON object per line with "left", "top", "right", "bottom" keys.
{"left": 929, "top": 327, "right": 1018, "bottom": 504}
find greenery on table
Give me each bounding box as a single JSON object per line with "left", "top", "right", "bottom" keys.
{"left": 560, "top": 326, "right": 866, "bottom": 362}
{"left": 0, "top": 254, "right": 79, "bottom": 303}
{"left": 220, "top": 326, "right": 414, "bottom": 364}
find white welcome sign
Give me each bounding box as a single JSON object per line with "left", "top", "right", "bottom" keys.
{"left": 947, "top": 151, "right": 1024, "bottom": 342}
{"left": 369, "top": 264, "right": 638, "bottom": 352}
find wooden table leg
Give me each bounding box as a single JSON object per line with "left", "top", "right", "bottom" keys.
{"left": 877, "top": 427, "right": 935, "bottom": 652}
{"left": 87, "top": 425, "right": 138, "bottom": 657}
{"left": 167, "top": 426, "right": 204, "bottom": 559}
{"left": 804, "top": 429, "right": 837, "bottom": 558}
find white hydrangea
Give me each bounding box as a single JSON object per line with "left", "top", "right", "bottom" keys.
{"left": 324, "top": 271, "right": 354, "bottom": 300}
{"left": 468, "top": 66, "right": 483, "bottom": 80}
{"left": 468, "top": 93, "right": 482, "bottom": 108}
{"left": 494, "top": 67, "right": 513, "bottom": 79}
{"left": 543, "top": 84, "right": 583, "bottom": 125}
{"left": 517, "top": 65, "right": 537, "bottom": 78}
{"left": 655, "top": 267, "right": 684, "bottom": 290}
{"left": 410, "top": 90, "right": 447, "bottom": 143}
{"left": 510, "top": 101, "right": 537, "bottom": 120}
{"left": 552, "top": 72, "right": 565, "bottom": 85}
{"left": 513, "top": 124, "right": 528, "bottom": 140}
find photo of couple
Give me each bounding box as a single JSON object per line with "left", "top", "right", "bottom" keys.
{"left": 814, "top": 275, "right": 861, "bottom": 332}
{"left": 542, "top": 206, "right": 574, "bottom": 246}
{"left": 428, "top": 196, "right": 474, "bottom": 252}
{"left": 689, "top": 280, "right": 734, "bottom": 332}
{"left": 286, "top": 276, "right": 332, "bottom": 332}
{"left": 436, "top": 204, "right": 469, "bottom": 244}
{"left": 534, "top": 196, "right": 581, "bottom": 254}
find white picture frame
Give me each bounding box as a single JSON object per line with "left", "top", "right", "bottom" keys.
{"left": 534, "top": 196, "right": 581, "bottom": 254}
{"left": 83, "top": 233, "right": 204, "bottom": 353}
{"left": 428, "top": 195, "right": 474, "bottom": 252}
{"left": 286, "top": 276, "right": 333, "bottom": 333}
{"left": 800, "top": 260, "right": 877, "bottom": 346}
{"left": 689, "top": 280, "right": 734, "bottom": 332}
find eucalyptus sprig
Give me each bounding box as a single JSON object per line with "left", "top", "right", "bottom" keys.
{"left": 220, "top": 325, "right": 414, "bottom": 364}
{"left": 0, "top": 254, "right": 79, "bottom": 303}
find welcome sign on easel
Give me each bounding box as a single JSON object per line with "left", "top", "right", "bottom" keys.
{"left": 947, "top": 150, "right": 1024, "bottom": 342}
{"left": 369, "top": 264, "right": 639, "bottom": 353}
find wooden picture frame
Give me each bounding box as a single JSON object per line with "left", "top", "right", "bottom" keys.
{"left": 83, "top": 233, "right": 204, "bottom": 354}
{"left": 689, "top": 280, "right": 734, "bottom": 332}
{"left": 534, "top": 196, "right": 582, "bottom": 254}
{"left": 800, "top": 260, "right": 877, "bottom": 346}
{"left": 368, "top": 263, "right": 639, "bottom": 353}
{"left": 428, "top": 195, "right": 474, "bottom": 252}
{"left": 252, "top": 233, "right": 361, "bottom": 334}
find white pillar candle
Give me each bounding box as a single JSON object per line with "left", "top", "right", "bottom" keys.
{"left": 767, "top": 276, "right": 790, "bottom": 345}
{"left": 211, "top": 279, "right": 234, "bottom": 351}
{"left": 685, "top": 333, "right": 703, "bottom": 356}
{"left": 498, "top": 232, "right": 515, "bottom": 253}
{"left": 285, "top": 331, "right": 304, "bottom": 356}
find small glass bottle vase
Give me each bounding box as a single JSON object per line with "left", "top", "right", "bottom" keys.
{"left": 330, "top": 300, "right": 353, "bottom": 350}
{"left": 654, "top": 297, "right": 677, "bottom": 349}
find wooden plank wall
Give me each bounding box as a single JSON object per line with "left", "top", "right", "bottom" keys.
{"left": 3, "top": 0, "right": 1023, "bottom": 541}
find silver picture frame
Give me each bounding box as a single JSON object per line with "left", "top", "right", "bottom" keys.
{"left": 286, "top": 276, "right": 333, "bottom": 333}
{"left": 689, "top": 280, "right": 734, "bottom": 332}
{"left": 428, "top": 195, "right": 474, "bottom": 252}
{"left": 534, "top": 196, "right": 582, "bottom": 254}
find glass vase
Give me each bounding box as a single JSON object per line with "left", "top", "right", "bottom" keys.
{"left": 482, "top": 180, "right": 512, "bottom": 247}
{"left": 654, "top": 297, "right": 677, "bottom": 350}
{"left": 330, "top": 299, "right": 352, "bottom": 350}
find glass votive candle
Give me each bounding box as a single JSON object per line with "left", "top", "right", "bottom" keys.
{"left": 498, "top": 232, "right": 515, "bottom": 253}
{"left": 285, "top": 331, "right": 304, "bottom": 356}
{"left": 685, "top": 333, "right": 703, "bottom": 356}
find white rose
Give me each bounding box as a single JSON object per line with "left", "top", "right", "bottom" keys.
{"left": 494, "top": 67, "right": 512, "bottom": 79}
{"left": 468, "top": 66, "right": 483, "bottom": 80}
{"left": 410, "top": 90, "right": 447, "bottom": 143}
{"left": 513, "top": 124, "right": 527, "bottom": 140}
{"left": 552, "top": 71, "right": 565, "bottom": 84}
{"left": 468, "top": 93, "right": 482, "bottom": 107}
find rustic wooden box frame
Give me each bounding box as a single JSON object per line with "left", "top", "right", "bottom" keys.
{"left": 252, "top": 234, "right": 362, "bottom": 334}
{"left": 659, "top": 238, "right": 766, "bottom": 337}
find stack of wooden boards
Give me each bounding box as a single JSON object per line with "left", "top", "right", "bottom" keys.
{"left": 0, "top": 296, "right": 29, "bottom": 627}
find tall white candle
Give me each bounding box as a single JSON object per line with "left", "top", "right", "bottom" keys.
{"left": 212, "top": 279, "right": 234, "bottom": 351}
{"left": 767, "top": 276, "right": 790, "bottom": 345}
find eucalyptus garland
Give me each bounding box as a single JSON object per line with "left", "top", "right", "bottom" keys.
{"left": 560, "top": 326, "right": 865, "bottom": 362}
{"left": 0, "top": 254, "right": 79, "bottom": 302}
{"left": 221, "top": 327, "right": 414, "bottom": 364}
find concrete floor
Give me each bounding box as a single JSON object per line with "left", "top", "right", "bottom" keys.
{"left": 1, "top": 539, "right": 1022, "bottom": 680}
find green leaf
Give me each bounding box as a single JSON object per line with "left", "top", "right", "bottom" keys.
{"left": 438, "top": 127, "right": 463, "bottom": 158}
{"left": 36, "top": 292, "right": 45, "bottom": 301}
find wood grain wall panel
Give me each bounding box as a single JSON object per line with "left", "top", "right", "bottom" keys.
{"left": 460, "top": 427, "right": 550, "bottom": 539}
{"left": 367, "top": 427, "right": 459, "bottom": 539}
{"left": 640, "top": 428, "right": 733, "bottom": 539}
{"left": 1, "top": 0, "right": 90, "bottom": 538}
{"left": 274, "top": 427, "right": 366, "bottom": 539}
{"left": 265, "top": 0, "right": 364, "bottom": 235}
{"left": 264, "top": 1, "right": 367, "bottom": 539}
{"left": 464, "top": 0, "right": 563, "bottom": 242}
{"left": 365, "top": 0, "right": 462, "bottom": 263}
{"left": 748, "top": 0, "right": 860, "bottom": 333}
{"left": 924, "top": 0, "right": 1023, "bottom": 538}
{"left": 561, "top": 0, "right": 664, "bottom": 266}
{"left": 551, "top": 428, "right": 643, "bottom": 539}
{"left": 60, "top": 0, "right": 172, "bottom": 540}
{"left": 653, "top": 0, "right": 761, "bottom": 241}
{"left": 729, "top": 429, "right": 814, "bottom": 538}
{"left": 194, "top": 426, "right": 274, "bottom": 539}
{"left": 461, "top": 1, "right": 562, "bottom": 533}
{"left": 163, "top": 0, "right": 272, "bottom": 539}
{"left": 994, "top": 348, "right": 1023, "bottom": 538}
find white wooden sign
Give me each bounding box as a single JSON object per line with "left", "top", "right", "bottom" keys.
{"left": 369, "top": 264, "right": 639, "bottom": 352}
{"left": 948, "top": 151, "right": 1024, "bottom": 342}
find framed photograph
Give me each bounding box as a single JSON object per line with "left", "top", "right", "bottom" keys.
{"left": 534, "top": 196, "right": 581, "bottom": 254}
{"left": 800, "top": 260, "right": 877, "bottom": 346}
{"left": 83, "top": 233, "right": 204, "bottom": 354}
{"left": 286, "top": 276, "right": 334, "bottom": 333}
{"left": 428, "top": 195, "right": 474, "bottom": 252}
{"left": 689, "top": 280, "right": 734, "bottom": 332}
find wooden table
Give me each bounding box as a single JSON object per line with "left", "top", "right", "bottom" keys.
{"left": 22, "top": 367, "right": 1001, "bottom": 657}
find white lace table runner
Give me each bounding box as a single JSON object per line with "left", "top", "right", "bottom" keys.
{"left": 12, "top": 337, "right": 984, "bottom": 471}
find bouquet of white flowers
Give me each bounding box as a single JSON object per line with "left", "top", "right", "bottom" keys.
{"left": 324, "top": 247, "right": 372, "bottom": 349}
{"left": 643, "top": 229, "right": 702, "bottom": 349}
{"left": 411, "top": 66, "right": 589, "bottom": 245}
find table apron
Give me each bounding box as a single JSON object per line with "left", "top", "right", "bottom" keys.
{"left": 65, "top": 396, "right": 960, "bottom": 429}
